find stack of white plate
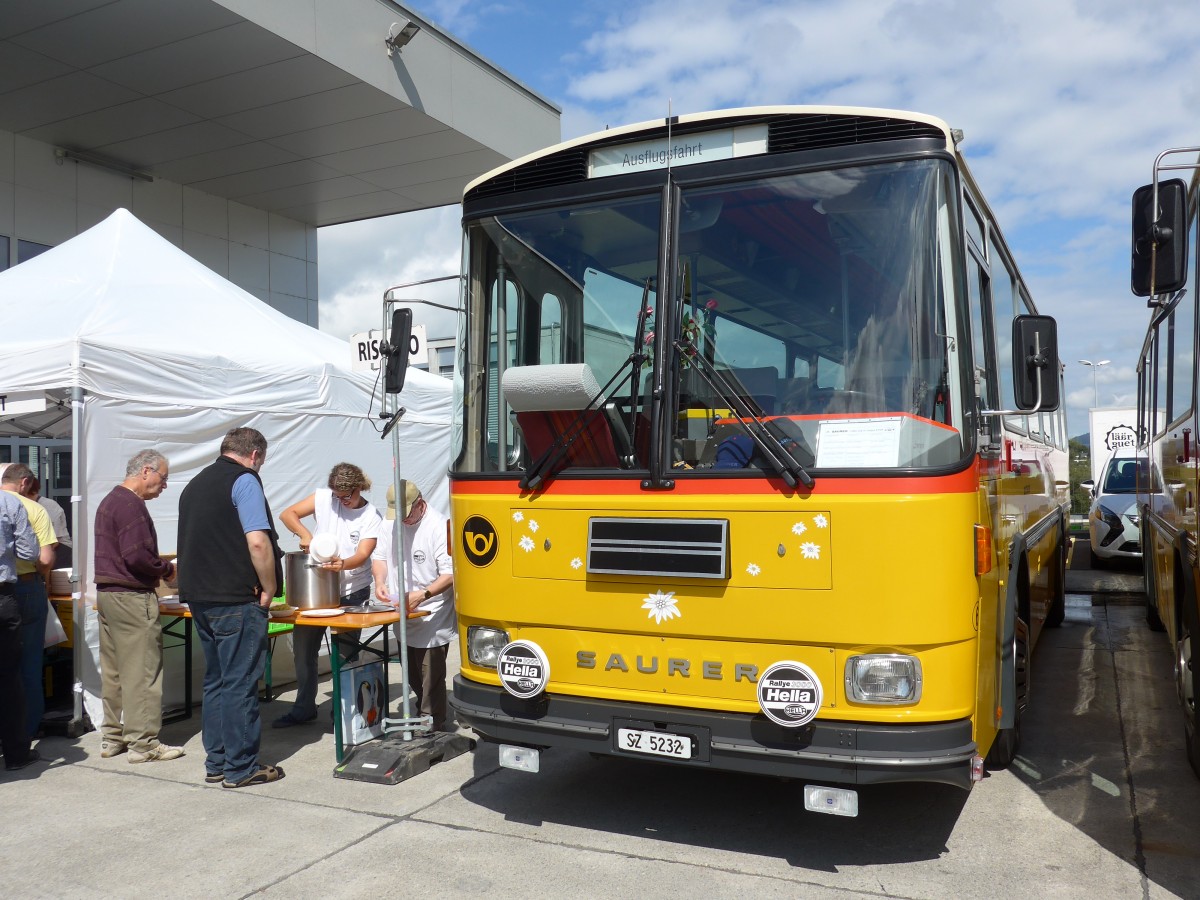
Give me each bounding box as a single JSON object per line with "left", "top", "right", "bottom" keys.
{"left": 48, "top": 568, "right": 73, "bottom": 596}
{"left": 309, "top": 532, "right": 337, "bottom": 564}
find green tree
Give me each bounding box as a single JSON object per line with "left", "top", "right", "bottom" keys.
{"left": 1068, "top": 438, "right": 1091, "bottom": 517}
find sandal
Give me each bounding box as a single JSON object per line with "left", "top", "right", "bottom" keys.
{"left": 222, "top": 763, "right": 285, "bottom": 789}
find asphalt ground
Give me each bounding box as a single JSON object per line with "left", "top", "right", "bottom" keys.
{"left": 4, "top": 537, "right": 1198, "bottom": 899}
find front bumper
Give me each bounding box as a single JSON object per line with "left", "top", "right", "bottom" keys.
{"left": 451, "top": 676, "right": 977, "bottom": 789}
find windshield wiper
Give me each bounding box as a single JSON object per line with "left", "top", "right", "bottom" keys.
{"left": 678, "top": 338, "right": 815, "bottom": 490}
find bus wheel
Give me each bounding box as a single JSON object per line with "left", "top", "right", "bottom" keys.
{"left": 1178, "top": 597, "right": 1200, "bottom": 778}
{"left": 986, "top": 616, "right": 1029, "bottom": 770}
{"left": 1045, "top": 531, "right": 1067, "bottom": 628}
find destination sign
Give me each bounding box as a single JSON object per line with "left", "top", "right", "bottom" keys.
{"left": 588, "top": 124, "right": 768, "bottom": 178}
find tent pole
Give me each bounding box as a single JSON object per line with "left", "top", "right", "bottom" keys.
{"left": 69, "top": 384, "right": 85, "bottom": 733}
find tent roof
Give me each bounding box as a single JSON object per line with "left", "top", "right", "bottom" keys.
{"left": 0, "top": 208, "right": 449, "bottom": 433}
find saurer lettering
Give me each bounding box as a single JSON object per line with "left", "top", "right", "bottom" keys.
{"left": 577, "top": 651, "right": 758, "bottom": 682}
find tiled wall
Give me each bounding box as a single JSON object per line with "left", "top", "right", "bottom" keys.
{"left": 0, "top": 128, "right": 319, "bottom": 326}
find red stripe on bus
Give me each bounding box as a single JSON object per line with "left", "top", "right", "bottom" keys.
{"left": 451, "top": 465, "right": 982, "bottom": 497}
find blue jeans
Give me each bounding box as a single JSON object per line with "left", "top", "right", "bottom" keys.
{"left": 190, "top": 601, "right": 267, "bottom": 783}
{"left": 288, "top": 587, "right": 369, "bottom": 719}
{"left": 14, "top": 578, "right": 48, "bottom": 739}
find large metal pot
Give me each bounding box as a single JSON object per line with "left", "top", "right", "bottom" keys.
{"left": 284, "top": 551, "right": 342, "bottom": 609}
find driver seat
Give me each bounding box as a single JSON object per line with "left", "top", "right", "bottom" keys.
{"left": 502, "top": 364, "right": 622, "bottom": 469}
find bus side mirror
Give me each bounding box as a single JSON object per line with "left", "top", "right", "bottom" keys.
{"left": 382, "top": 307, "right": 413, "bottom": 394}
{"left": 1132, "top": 178, "right": 1188, "bottom": 297}
{"left": 1012, "top": 315, "right": 1060, "bottom": 411}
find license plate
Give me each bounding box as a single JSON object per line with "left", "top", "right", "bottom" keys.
{"left": 616, "top": 727, "right": 693, "bottom": 759}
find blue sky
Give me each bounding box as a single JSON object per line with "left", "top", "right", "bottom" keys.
{"left": 318, "top": 0, "right": 1200, "bottom": 438}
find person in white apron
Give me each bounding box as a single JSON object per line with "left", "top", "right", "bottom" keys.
{"left": 371, "top": 482, "right": 455, "bottom": 730}
{"left": 273, "top": 463, "right": 381, "bottom": 728}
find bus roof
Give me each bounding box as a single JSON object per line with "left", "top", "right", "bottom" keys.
{"left": 462, "top": 105, "right": 957, "bottom": 197}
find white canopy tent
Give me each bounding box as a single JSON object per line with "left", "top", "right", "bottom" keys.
{"left": 0, "top": 209, "right": 453, "bottom": 728}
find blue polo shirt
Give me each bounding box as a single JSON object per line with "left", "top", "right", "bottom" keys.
{"left": 0, "top": 491, "right": 38, "bottom": 584}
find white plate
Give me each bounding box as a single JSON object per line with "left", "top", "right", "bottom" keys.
{"left": 309, "top": 532, "right": 337, "bottom": 563}
{"left": 300, "top": 607, "right": 344, "bottom": 618}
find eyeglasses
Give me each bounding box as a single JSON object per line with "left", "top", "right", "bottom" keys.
{"left": 333, "top": 489, "right": 358, "bottom": 501}
{"left": 146, "top": 467, "right": 168, "bottom": 482}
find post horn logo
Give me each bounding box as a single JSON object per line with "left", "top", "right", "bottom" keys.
{"left": 461, "top": 514, "right": 498, "bottom": 567}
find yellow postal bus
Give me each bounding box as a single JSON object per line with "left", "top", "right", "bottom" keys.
{"left": 443, "top": 106, "right": 1069, "bottom": 815}
{"left": 1130, "top": 150, "right": 1200, "bottom": 778}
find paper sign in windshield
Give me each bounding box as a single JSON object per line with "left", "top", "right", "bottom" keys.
{"left": 815, "top": 417, "right": 902, "bottom": 468}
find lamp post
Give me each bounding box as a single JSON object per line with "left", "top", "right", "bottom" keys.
{"left": 1078, "top": 359, "right": 1110, "bottom": 408}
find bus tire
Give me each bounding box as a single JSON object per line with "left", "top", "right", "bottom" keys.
{"left": 1045, "top": 527, "right": 1067, "bottom": 629}
{"left": 986, "top": 615, "right": 1029, "bottom": 770}
{"left": 1178, "top": 591, "right": 1200, "bottom": 778}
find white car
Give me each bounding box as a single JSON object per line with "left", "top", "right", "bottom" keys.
{"left": 1084, "top": 452, "right": 1156, "bottom": 568}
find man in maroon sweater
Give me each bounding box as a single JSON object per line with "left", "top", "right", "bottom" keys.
{"left": 93, "top": 449, "right": 184, "bottom": 763}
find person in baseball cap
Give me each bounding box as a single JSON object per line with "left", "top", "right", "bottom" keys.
{"left": 384, "top": 482, "right": 421, "bottom": 521}
{"left": 372, "top": 480, "right": 455, "bottom": 731}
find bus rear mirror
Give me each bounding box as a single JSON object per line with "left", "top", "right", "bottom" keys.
{"left": 383, "top": 307, "right": 413, "bottom": 394}
{"left": 1011, "top": 315, "right": 1060, "bottom": 411}
{"left": 1132, "top": 178, "right": 1188, "bottom": 297}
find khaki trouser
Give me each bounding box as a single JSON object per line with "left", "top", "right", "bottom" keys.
{"left": 97, "top": 590, "right": 164, "bottom": 753}
{"left": 406, "top": 643, "right": 450, "bottom": 732}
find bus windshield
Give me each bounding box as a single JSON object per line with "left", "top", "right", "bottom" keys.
{"left": 460, "top": 157, "right": 969, "bottom": 476}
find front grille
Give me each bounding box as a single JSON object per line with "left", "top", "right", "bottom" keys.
{"left": 465, "top": 147, "right": 588, "bottom": 201}
{"left": 587, "top": 518, "right": 729, "bottom": 579}
{"left": 767, "top": 114, "right": 945, "bottom": 154}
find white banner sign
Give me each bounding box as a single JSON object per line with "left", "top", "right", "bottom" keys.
{"left": 350, "top": 324, "right": 427, "bottom": 372}
{"left": 0, "top": 390, "right": 47, "bottom": 418}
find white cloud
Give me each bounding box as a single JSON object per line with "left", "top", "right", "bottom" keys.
{"left": 317, "top": 206, "right": 462, "bottom": 341}
{"left": 318, "top": 0, "right": 1200, "bottom": 437}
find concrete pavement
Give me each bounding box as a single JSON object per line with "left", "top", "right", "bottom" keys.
{"left": 4, "top": 539, "right": 1197, "bottom": 898}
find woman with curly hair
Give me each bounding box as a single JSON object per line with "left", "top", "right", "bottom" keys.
{"left": 273, "top": 463, "right": 382, "bottom": 728}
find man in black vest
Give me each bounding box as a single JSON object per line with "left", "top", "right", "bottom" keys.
{"left": 178, "top": 427, "right": 285, "bottom": 788}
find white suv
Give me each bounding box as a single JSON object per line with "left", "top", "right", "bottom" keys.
{"left": 1083, "top": 452, "right": 1157, "bottom": 568}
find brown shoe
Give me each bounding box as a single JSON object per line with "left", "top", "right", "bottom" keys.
{"left": 100, "top": 741, "right": 127, "bottom": 759}
{"left": 128, "top": 743, "right": 185, "bottom": 764}
{"left": 222, "top": 763, "right": 285, "bottom": 788}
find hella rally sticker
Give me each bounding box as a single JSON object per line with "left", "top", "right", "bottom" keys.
{"left": 497, "top": 641, "right": 550, "bottom": 699}
{"left": 757, "top": 660, "right": 823, "bottom": 727}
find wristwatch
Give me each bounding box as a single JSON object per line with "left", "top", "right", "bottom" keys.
{"left": 423, "top": 588, "right": 432, "bottom": 600}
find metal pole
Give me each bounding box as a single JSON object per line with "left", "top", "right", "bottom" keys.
{"left": 69, "top": 383, "right": 84, "bottom": 731}
{"left": 382, "top": 296, "right": 416, "bottom": 741}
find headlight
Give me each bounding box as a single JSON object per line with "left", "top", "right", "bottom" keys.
{"left": 845, "top": 654, "right": 922, "bottom": 704}
{"left": 467, "top": 626, "right": 509, "bottom": 668}
{"left": 1097, "top": 506, "right": 1124, "bottom": 546}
